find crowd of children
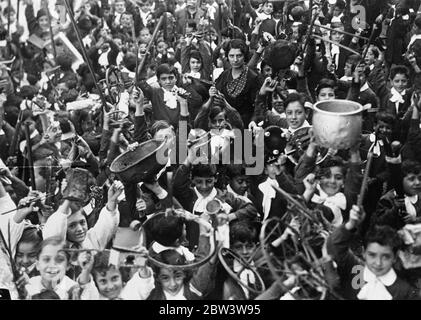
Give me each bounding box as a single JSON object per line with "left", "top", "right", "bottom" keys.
{"left": 1, "top": 0, "right": 421, "bottom": 300}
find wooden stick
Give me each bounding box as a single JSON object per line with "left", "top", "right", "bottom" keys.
{"left": 24, "top": 123, "right": 36, "bottom": 190}
{"left": 317, "top": 24, "right": 369, "bottom": 41}
{"left": 62, "top": 0, "right": 108, "bottom": 111}
{"left": 44, "top": 1, "right": 57, "bottom": 64}
{"left": 136, "top": 15, "right": 164, "bottom": 85}
{"left": 313, "top": 35, "right": 362, "bottom": 57}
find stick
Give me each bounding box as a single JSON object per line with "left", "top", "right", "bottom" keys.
{"left": 317, "top": 24, "right": 369, "bottom": 41}
{"left": 361, "top": 24, "right": 378, "bottom": 61}
{"left": 313, "top": 35, "right": 362, "bottom": 57}
{"left": 357, "top": 148, "right": 374, "bottom": 207}
{"left": 62, "top": 0, "right": 108, "bottom": 111}
{"left": 24, "top": 123, "right": 36, "bottom": 190}
{"left": 136, "top": 15, "right": 164, "bottom": 85}
{"left": 7, "top": 0, "right": 11, "bottom": 37}
{"left": 44, "top": 1, "right": 57, "bottom": 64}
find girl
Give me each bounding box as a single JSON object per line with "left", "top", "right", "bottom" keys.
{"left": 24, "top": 236, "right": 97, "bottom": 299}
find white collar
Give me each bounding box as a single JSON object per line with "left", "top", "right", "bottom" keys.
{"left": 287, "top": 121, "right": 311, "bottom": 134}
{"left": 357, "top": 266, "right": 396, "bottom": 300}
{"left": 227, "top": 184, "right": 251, "bottom": 203}
{"left": 360, "top": 82, "right": 369, "bottom": 92}
{"left": 369, "top": 64, "right": 375, "bottom": 71}
{"left": 162, "top": 87, "right": 178, "bottom": 109}
{"left": 193, "top": 187, "right": 218, "bottom": 213}
{"left": 164, "top": 286, "right": 186, "bottom": 300}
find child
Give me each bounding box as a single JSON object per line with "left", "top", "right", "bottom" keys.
{"left": 43, "top": 181, "right": 123, "bottom": 249}
{"left": 327, "top": 205, "right": 419, "bottom": 300}
{"left": 380, "top": 65, "right": 412, "bottom": 120}
{"left": 222, "top": 220, "right": 261, "bottom": 300}
{"left": 173, "top": 145, "right": 258, "bottom": 249}
{"left": 295, "top": 135, "right": 362, "bottom": 226}
{"left": 122, "top": 212, "right": 217, "bottom": 300}
{"left": 24, "top": 236, "right": 97, "bottom": 300}
{"left": 373, "top": 160, "right": 421, "bottom": 231}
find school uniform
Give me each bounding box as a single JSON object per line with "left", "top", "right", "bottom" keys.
{"left": 327, "top": 225, "right": 418, "bottom": 300}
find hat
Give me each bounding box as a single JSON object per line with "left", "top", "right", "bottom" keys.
{"left": 265, "top": 152, "right": 279, "bottom": 165}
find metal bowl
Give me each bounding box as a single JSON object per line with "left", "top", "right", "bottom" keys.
{"left": 312, "top": 100, "right": 363, "bottom": 150}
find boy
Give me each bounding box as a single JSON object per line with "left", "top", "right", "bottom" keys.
{"left": 327, "top": 205, "right": 419, "bottom": 300}
{"left": 172, "top": 145, "right": 259, "bottom": 249}
{"left": 380, "top": 65, "right": 412, "bottom": 119}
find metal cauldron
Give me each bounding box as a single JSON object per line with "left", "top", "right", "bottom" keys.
{"left": 312, "top": 100, "right": 363, "bottom": 150}
{"left": 110, "top": 139, "right": 169, "bottom": 184}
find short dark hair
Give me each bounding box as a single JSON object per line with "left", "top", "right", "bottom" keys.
{"left": 225, "top": 164, "right": 246, "bottom": 179}
{"left": 230, "top": 220, "right": 259, "bottom": 244}
{"left": 315, "top": 78, "right": 337, "bottom": 96}
{"left": 364, "top": 225, "right": 403, "bottom": 254}
{"left": 390, "top": 65, "right": 409, "bottom": 80}
{"left": 376, "top": 111, "right": 396, "bottom": 127}
{"left": 191, "top": 164, "right": 218, "bottom": 178}
{"left": 316, "top": 156, "right": 346, "bottom": 179}
{"left": 151, "top": 215, "right": 184, "bottom": 246}
{"left": 283, "top": 92, "right": 306, "bottom": 110}
{"left": 156, "top": 63, "right": 178, "bottom": 80}
{"left": 225, "top": 39, "right": 249, "bottom": 61}
{"left": 402, "top": 160, "right": 421, "bottom": 177}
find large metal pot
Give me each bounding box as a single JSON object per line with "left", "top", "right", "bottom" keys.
{"left": 312, "top": 100, "right": 363, "bottom": 150}
{"left": 110, "top": 139, "right": 169, "bottom": 184}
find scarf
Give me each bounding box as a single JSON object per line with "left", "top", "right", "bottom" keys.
{"left": 258, "top": 178, "right": 279, "bottom": 221}
{"left": 285, "top": 121, "right": 311, "bottom": 134}
{"left": 98, "top": 48, "right": 111, "bottom": 67}
{"left": 233, "top": 259, "right": 255, "bottom": 300}
{"left": 331, "top": 44, "right": 340, "bottom": 67}
{"left": 390, "top": 87, "right": 406, "bottom": 114}
{"left": 227, "top": 67, "right": 248, "bottom": 98}
{"left": 357, "top": 266, "right": 396, "bottom": 300}
{"left": 369, "top": 133, "right": 384, "bottom": 157}
{"left": 227, "top": 184, "right": 251, "bottom": 204}
{"left": 162, "top": 87, "right": 178, "bottom": 110}
{"left": 192, "top": 187, "right": 218, "bottom": 214}
{"left": 405, "top": 194, "right": 418, "bottom": 218}
{"left": 311, "top": 185, "right": 346, "bottom": 227}
{"left": 188, "top": 71, "right": 201, "bottom": 79}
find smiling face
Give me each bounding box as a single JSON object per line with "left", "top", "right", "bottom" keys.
{"left": 232, "top": 240, "right": 255, "bottom": 261}
{"left": 262, "top": 2, "right": 274, "bottom": 15}
{"left": 67, "top": 211, "right": 88, "bottom": 245}
{"left": 363, "top": 243, "right": 395, "bottom": 277}
{"left": 319, "top": 166, "right": 344, "bottom": 196}
{"left": 36, "top": 244, "right": 68, "bottom": 287}
{"left": 403, "top": 172, "right": 421, "bottom": 196}
{"left": 158, "top": 268, "right": 185, "bottom": 296}
{"left": 16, "top": 241, "right": 38, "bottom": 271}
{"left": 114, "top": 1, "right": 126, "bottom": 14}
{"left": 93, "top": 267, "right": 123, "bottom": 300}
{"left": 192, "top": 176, "right": 216, "bottom": 197}
{"left": 38, "top": 15, "right": 49, "bottom": 31}
{"left": 285, "top": 101, "right": 306, "bottom": 130}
